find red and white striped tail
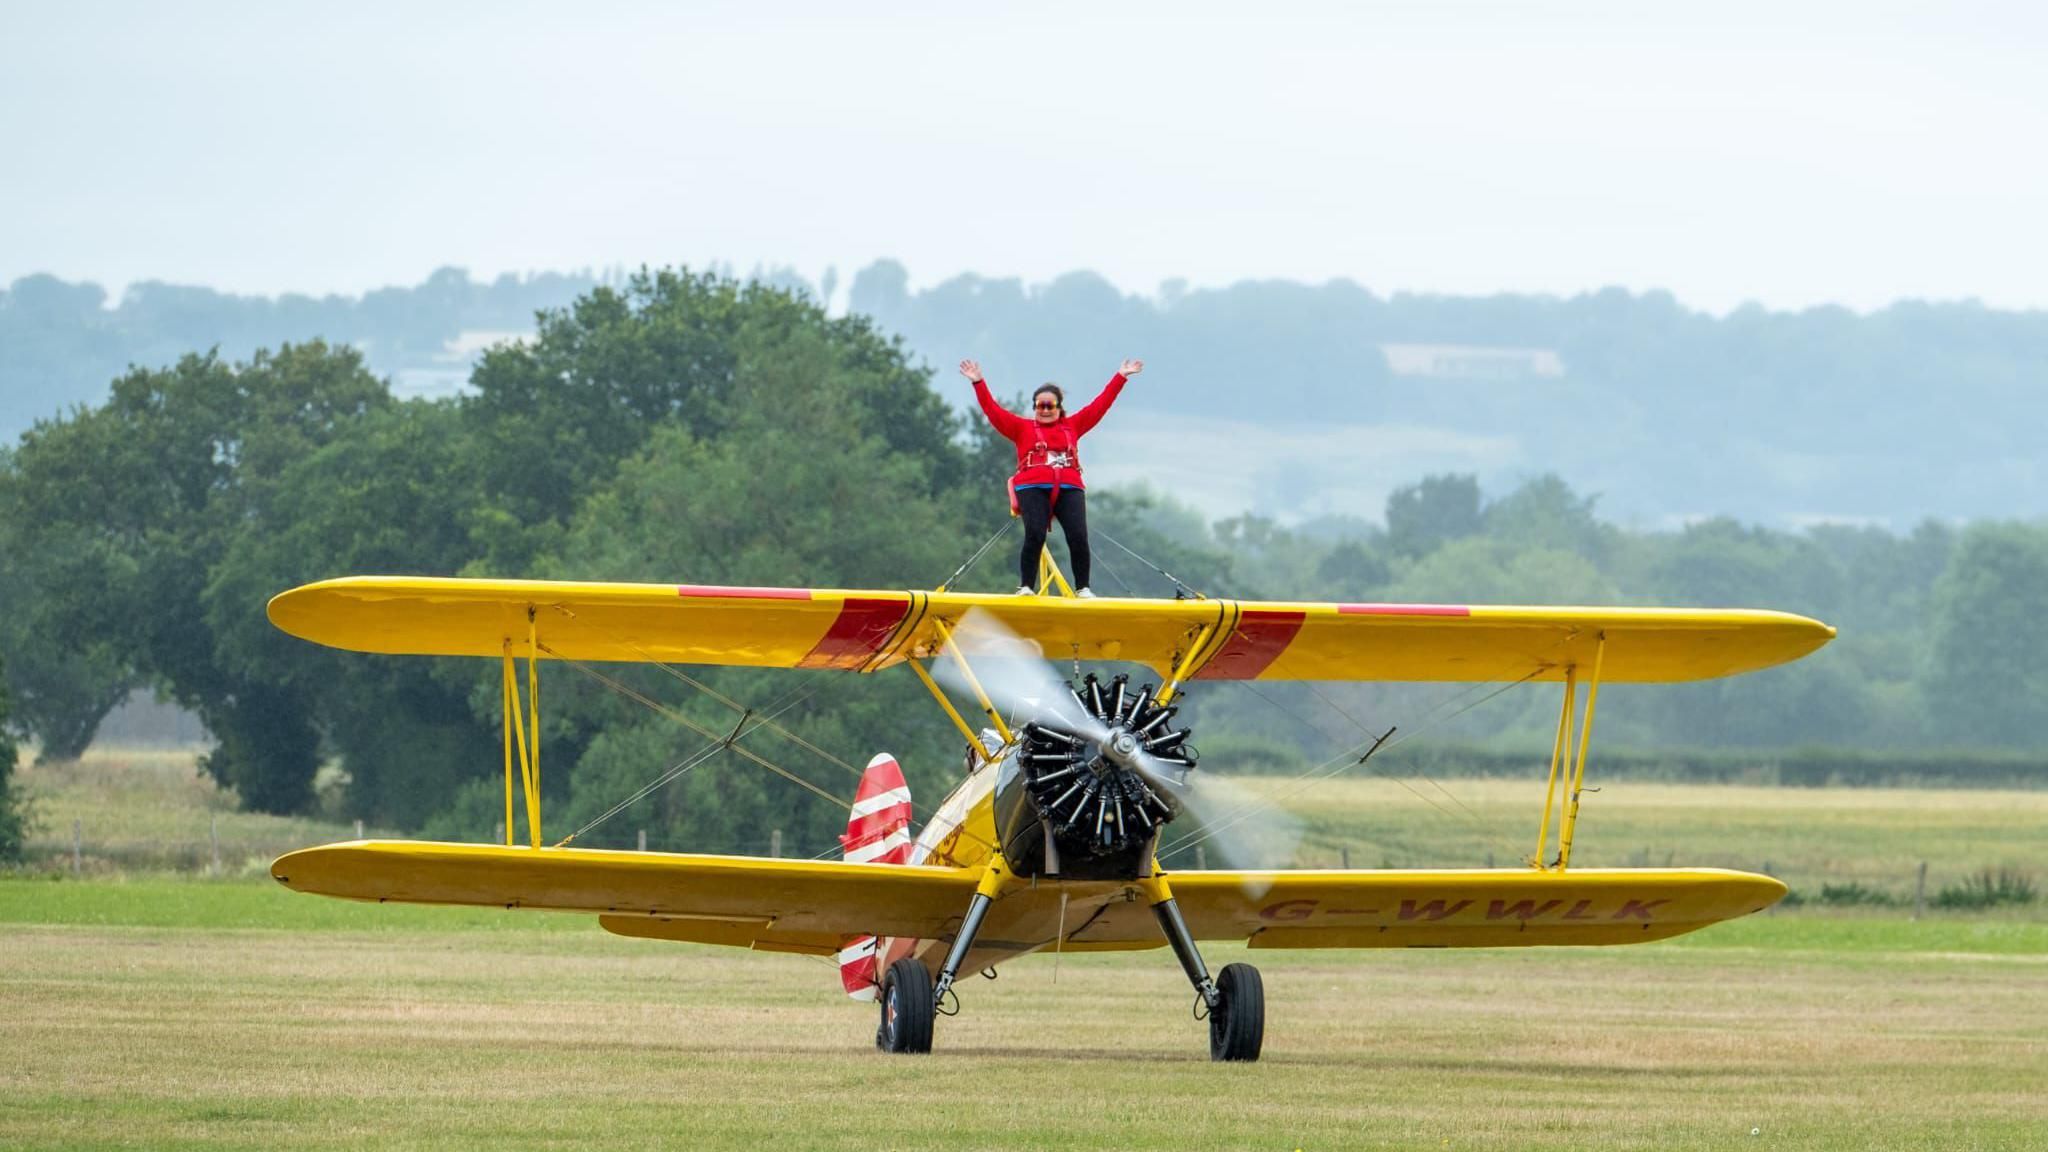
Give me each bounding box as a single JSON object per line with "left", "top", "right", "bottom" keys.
{"left": 838, "top": 753, "right": 913, "bottom": 1001}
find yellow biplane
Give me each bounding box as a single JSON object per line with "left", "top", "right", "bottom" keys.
{"left": 267, "top": 563, "right": 1833, "bottom": 1062}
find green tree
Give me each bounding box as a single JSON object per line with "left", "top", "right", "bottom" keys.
{"left": 203, "top": 400, "right": 493, "bottom": 826}
{"left": 1481, "top": 474, "right": 1613, "bottom": 562}
{"left": 1924, "top": 522, "right": 2048, "bottom": 748}
{"left": 5, "top": 343, "right": 391, "bottom": 811}
{"left": 1385, "top": 474, "right": 1482, "bottom": 559}
{"left": 0, "top": 648, "right": 26, "bottom": 862}
{"left": 463, "top": 268, "right": 965, "bottom": 571}
{"left": 522, "top": 317, "right": 983, "bottom": 853}
{"left": 0, "top": 454, "right": 136, "bottom": 758}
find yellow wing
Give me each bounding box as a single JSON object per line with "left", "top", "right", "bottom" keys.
{"left": 945, "top": 868, "right": 1787, "bottom": 952}
{"left": 1171, "top": 867, "right": 1786, "bottom": 947}
{"left": 271, "top": 841, "right": 980, "bottom": 956}
{"left": 268, "top": 576, "right": 1834, "bottom": 683}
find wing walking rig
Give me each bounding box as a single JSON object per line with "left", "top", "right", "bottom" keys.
{"left": 267, "top": 567, "right": 1834, "bottom": 1061}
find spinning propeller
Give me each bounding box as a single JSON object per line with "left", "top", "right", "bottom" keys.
{"left": 934, "top": 610, "right": 1300, "bottom": 879}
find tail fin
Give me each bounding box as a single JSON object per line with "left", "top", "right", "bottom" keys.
{"left": 840, "top": 753, "right": 913, "bottom": 865}
{"left": 839, "top": 753, "right": 913, "bottom": 1000}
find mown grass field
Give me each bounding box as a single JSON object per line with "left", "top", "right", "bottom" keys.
{"left": 1225, "top": 775, "right": 2048, "bottom": 902}
{"left": 4, "top": 882, "right": 2045, "bottom": 1151}
{"left": 3, "top": 748, "right": 2044, "bottom": 1149}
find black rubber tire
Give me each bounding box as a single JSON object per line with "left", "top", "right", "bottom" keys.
{"left": 1208, "top": 963, "right": 1265, "bottom": 1062}
{"left": 876, "top": 957, "right": 935, "bottom": 1054}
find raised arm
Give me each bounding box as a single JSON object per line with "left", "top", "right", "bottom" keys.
{"left": 1070, "top": 358, "right": 1142, "bottom": 435}
{"left": 961, "top": 358, "right": 1025, "bottom": 438}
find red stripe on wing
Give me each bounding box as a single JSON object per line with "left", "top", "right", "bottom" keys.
{"left": 798, "top": 597, "right": 912, "bottom": 670}
{"left": 1193, "top": 609, "right": 1307, "bottom": 680}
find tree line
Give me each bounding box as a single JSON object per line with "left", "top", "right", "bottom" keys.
{"left": 8, "top": 262, "right": 2047, "bottom": 530}
{"left": 1, "top": 268, "right": 2041, "bottom": 863}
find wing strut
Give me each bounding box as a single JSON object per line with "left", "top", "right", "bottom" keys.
{"left": 1533, "top": 667, "right": 1576, "bottom": 867}
{"left": 501, "top": 609, "right": 543, "bottom": 848}
{"left": 909, "top": 658, "right": 990, "bottom": 763}
{"left": 931, "top": 618, "right": 1015, "bottom": 746}
{"left": 1533, "top": 631, "right": 1607, "bottom": 870}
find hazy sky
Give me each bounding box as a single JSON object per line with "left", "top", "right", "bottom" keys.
{"left": 5, "top": 1, "right": 2044, "bottom": 313}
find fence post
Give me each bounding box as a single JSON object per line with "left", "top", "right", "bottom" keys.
{"left": 1340, "top": 846, "right": 1351, "bottom": 869}
{"left": 1912, "top": 861, "right": 1928, "bottom": 921}
{"left": 770, "top": 828, "right": 782, "bottom": 858}
{"left": 72, "top": 819, "right": 81, "bottom": 877}
{"left": 210, "top": 813, "right": 220, "bottom": 877}
{"left": 1195, "top": 846, "right": 1207, "bottom": 870}
{"left": 637, "top": 829, "right": 647, "bottom": 852}
{"left": 354, "top": 819, "right": 365, "bottom": 839}
{"left": 1486, "top": 851, "right": 1494, "bottom": 869}
{"left": 493, "top": 822, "right": 505, "bottom": 845}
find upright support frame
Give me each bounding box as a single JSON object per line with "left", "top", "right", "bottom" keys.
{"left": 1556, "top": 633, "right": 1606, "bottom": 869}
{"left": 1036, "top": 551, "right": 1076, "bottom": 598}
{"left": 500, "top": 609, "right": 544, "bottom": 849}
{"left": 1529, "top": 632, "right": 1608, "bottom": 871}
{"left": 1532, "top": 669, "right": 1576, "bottom": 868}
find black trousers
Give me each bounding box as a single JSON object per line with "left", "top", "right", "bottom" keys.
{"left": 1017, "top": 487, "right": 1090, "bottom": 590}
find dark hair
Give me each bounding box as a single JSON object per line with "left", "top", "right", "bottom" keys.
{"left": 1032, "top": 384, "right": 1064, "bottom": 412}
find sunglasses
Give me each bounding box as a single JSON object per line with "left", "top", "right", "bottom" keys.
{"left": 1034, "top": 400, "right": 1059, "bottom": 411}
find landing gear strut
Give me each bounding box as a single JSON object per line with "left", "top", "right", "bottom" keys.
{"left": 878, "top": 856, "right": 1010, "bottom": 1055}
{"left": 1154, "top": 895, "right": 1264, "bottom": 1062}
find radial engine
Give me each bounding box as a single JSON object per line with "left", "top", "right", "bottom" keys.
{"left": 992, "top": 672, "right": 1197, "bottom": 880}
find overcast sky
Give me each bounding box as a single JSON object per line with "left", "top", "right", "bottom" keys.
{"left": 4, "top": 1, "right": 2043, "bottom": 313}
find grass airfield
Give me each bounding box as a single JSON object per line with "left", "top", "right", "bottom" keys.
{"left": 3, "top": 749, "right": 2045, "bottom": 1150}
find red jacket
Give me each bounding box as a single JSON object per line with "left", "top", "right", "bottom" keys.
{"left": 972, "top": 373, "right": 1126, "bottom": 491}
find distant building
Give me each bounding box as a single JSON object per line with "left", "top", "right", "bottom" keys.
{"left": 1380, "top": 344, "right": 1565, "bottom": 381}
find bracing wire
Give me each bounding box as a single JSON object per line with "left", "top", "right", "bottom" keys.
{"left": 1160, "top": 666, "right": 1547, "bottom": 864}
{"left": 537, "top": 603, "right": 980, "bottom": 841}
{"left": 1095, "top": 528, "right": 1204, "bottom": 599}
{"left": 937, "top": 518, "right": 1018, "bottom": 591}
{"left": 1090, "top": 524, "right": 1556, "bottom": 863}
{"left": 544, "top": 648, "right": 852, "bottom": 842}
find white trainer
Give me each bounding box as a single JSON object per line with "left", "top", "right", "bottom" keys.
{"left": 1014, "top": 586, "right": 1035, "bottom": 596}
{"left": 1075, "top": 587, "right": 1097, "bottom": 598}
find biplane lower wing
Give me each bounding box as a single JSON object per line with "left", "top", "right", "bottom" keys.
{"left": 271, "top": 841, "right": 981, "bottom": 954}
{"left": 271, "top": 843, "right": 1783, "bottom": 957}
{"left": 942, "top": 868, "right": 1788, "bottom": 952}
{"left": 266, "top": 577, "right": 1834, "bottom": 684}
{"left": 1167, "top": 867, "right": 1786, "bottom": 948}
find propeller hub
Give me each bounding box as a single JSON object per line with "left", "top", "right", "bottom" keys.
{"left": 1104, "top": 729, "right": 1141, "bottom": 767}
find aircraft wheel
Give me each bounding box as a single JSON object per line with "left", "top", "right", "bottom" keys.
{"left": 876, "top": 957, "right": 935, "bottom": 1054}
{"left": 1208, "top": 963, "right": 1265, "bottom": 1062}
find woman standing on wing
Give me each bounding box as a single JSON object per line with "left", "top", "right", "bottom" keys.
{"left": 960, "top": 356, "right": 1143, "bottom": 597}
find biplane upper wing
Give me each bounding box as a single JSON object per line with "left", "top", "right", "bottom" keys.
{"left": 268, "top": 577, "right": 1834, "bottom": 683}
{"left": 271, "top": 841, "right": 981, "bottom": 955}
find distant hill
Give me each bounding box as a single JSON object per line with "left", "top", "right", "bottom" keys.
{"left": 0, "top": 268, "right": 611, "bottom": 431}
{"left": 6, "top": 262, "right": 2043, "bottom": 527}
{"left": 846, "top": 262, "right": 2048, "bottom": 529}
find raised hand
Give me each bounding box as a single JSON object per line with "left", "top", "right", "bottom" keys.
{"left": 959, "top": 359, "right": 984, "bottom": 383}
{"left": 1120, "top": 358, "right": 1144, "bottom": 377}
